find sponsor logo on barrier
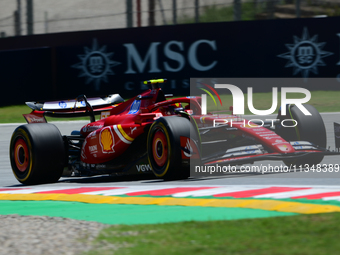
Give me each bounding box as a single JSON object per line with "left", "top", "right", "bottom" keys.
{"left": 72, "top": 38, "right": 121, "bottom": 90}
{"left": 278, "top": 27, "right": 333, "bottom": 79}
{"left": 72, "top": 38, "right": 218, "bottom": 91}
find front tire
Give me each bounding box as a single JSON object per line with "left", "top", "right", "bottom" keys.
{"left": 147, "top": 116, "right": 199, "bottom": 180}
{"left": 276, "top": 104, "right": 326, "bottom": 166}
{"left": 10, "top": 124, "right": 66, "bottom": 185}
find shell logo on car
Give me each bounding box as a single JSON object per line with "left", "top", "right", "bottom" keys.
{"left": 100, "top": 128, "right": 115, "bottom": 153}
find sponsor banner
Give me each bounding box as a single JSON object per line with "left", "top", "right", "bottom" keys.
{"left": 0, "top": 18, "right": 340, "bottom": 106}
{"left": 0, "top": 47, "right": 53, "bottom": 106}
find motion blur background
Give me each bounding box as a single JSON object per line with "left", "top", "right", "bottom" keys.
{"left": 0, "top": 0, "right": 339, "bottom": 107}
{"left": 0, "top": 0, "right": 339, "bottom": 37}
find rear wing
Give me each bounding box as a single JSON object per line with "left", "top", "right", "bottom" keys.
{"left": 26, "top": 94, "right": 124, "bottom": 111}
{"left": 23, "top": 94, "right": 124, "bottom": 123}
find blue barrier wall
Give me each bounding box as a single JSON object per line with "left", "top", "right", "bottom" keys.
{"left": 0, "top": 17, "right": 339, "bottom": 106}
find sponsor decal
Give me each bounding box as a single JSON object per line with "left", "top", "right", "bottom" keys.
{"left": 292, "top": 141, "right": 303, "bottom": 149}
{"left": 278, "top": 145, "right": 289, "bottom": 152}
{"left": 23, "top": 114, "right": 46, "bottom": 123}
{"left": 100, "top": 111, "right": 110, "bottom": 119}
{"left": 58, "top": 101, "right": 67, "bottom": 108}
{"left": 89, "top": 145, "right": 98, "bottom": 154}
{"left": 272, "top": 142, "right": 290, "bottom": 145}
{"left": 183, "top": 139, "right": 193, "bottom": 157}
{"left": 253, "top": 128, "right": 265, "bottom": 131}
{"left": 245, "top": 146, "right": 256, "bottom": 154}
{"left": 87, "top": 131, "right": 97, "bottom": 139}
{"left": 113, "top": 125, "right": 134, "bottom": 144}
{"left": 256, "top": 131, "right": 273, "bottom": 135}
{"left": 264, "top": 136, "right": 281, "bottom": 140}
{"left": 130, "top": 127, "right": 137, "bottom": 134}
{"left": 278, "top": 27, "right": 333, "bottom": 79}
{"left": 128, "top": 100, "right": 141, "bottom": 114}
{"left": 81, "top": 140, "right": 87, "bottom": 159}
{"left": 82, "top": 125, "right": 103, "bottom": 133}
{"left": 136, "top": 164, "right": 152, "bottom": 172}
{"left": 100, "top": 127, "right": 115, "bottom": 153}
{"left": 260, "top": 133, "right": 277, "bottom": 137}
{"left": 96, "top": 164, "right": 107, "bottom": 169}
{"left": 186, "top": 109, "right": 193, "bottom": 115}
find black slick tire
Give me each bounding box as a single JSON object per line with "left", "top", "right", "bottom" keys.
{"left": 276, "top": 104, "right": 326, "bottom": 166}
{"left": 10, "top": 124, "right": 66, "bottom": 185}
{"left": 147, "top": 116, "right": 200, "bottom": 180}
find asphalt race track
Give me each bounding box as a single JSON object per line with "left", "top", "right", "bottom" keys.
{"left": 0, "top": 113, "right": 339, "bottom": 188}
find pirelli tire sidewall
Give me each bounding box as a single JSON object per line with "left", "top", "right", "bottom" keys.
{"left": 10, "top": 123, "right": 65, "bottom": 185}
{"left": 147, "top": 116, "right": 194, "bottom": 180}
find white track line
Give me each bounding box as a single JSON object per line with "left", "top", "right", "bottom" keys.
{"left": 254, "top": 188, "right": 340, "bottom": 199}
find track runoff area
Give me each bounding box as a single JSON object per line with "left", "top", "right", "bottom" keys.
{"left": 2, "top": 185, "right": 340, "bottom": 224}
{"left": 1, "top": 106, "right": 340, "bottom": 224}
{"left": 0, "top": 114, "right": 339, "bottom": 224}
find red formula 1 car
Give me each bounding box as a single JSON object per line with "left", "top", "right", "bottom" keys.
{"left": 10, "top": 79, "right": 340, "bottom": 184}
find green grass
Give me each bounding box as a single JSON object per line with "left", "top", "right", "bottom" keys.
{"left": 178, "top": 2, "right": 266, "bottom": 24}
{"left": 177, "top": 1, "right": 340, "bottom": 24}
{"left": 85, "top": 212, "right": 340, "bottom": 255}
{"left": 0, "top": 90, "right": 339, "bottom": 123}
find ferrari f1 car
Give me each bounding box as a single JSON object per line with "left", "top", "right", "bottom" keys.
{"left": 10, "top": 79, "right": 340, "bottom": 184}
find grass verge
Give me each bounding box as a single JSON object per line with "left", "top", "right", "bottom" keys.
{"left": 179, "top": 1, "right": 266, "bottom": 23}
{"left": 85, "top": 212, "right": 340, "bottom": 255}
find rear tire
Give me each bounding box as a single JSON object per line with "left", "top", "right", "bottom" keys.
{"left": 10, "top": 124, "right": 66, "bottom": 185}
{"left": 147, "top": 116, "right": 200, "bottom": 180}
{"left": 276, "top": 104, "right": 326, "bottom": 166}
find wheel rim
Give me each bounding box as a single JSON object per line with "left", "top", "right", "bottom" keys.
{"left": 14, "top": 138, "right": 29, "bottom": 172}
{"left": 152, "top": 129, "right": 168, "bottom": 167}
